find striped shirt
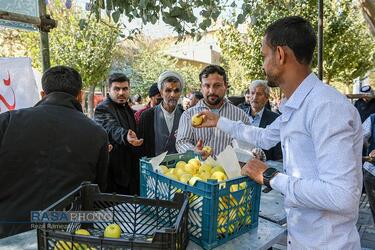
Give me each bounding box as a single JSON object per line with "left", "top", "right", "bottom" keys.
{"left": 176, "top": 99, "right": 250, "bottom": 156}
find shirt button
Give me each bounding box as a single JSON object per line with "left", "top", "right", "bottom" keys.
{"left": 288, "top": 241, "right": 291, "bottom": 244}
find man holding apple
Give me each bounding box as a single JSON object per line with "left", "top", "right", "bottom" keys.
{"left": 176, "top": 65, "right": 252, "bottom": 159}
{"left": 194, "top": 16, "right": 362, "bottom": 249}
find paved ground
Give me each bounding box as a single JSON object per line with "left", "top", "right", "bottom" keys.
{"left": 358, "top": 194, "right": 375, "bottom": 249}
{"left": 272, "top": 193, "right": 375, "bottom": 250}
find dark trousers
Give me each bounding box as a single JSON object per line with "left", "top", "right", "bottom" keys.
{"left": 364, "top": 169, "right": 375, "bottom": 222}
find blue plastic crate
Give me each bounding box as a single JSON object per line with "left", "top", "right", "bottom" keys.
{"left": 140, "top": 151, "right": 262, "bottom": 250}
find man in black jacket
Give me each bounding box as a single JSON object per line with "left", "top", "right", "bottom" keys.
{"left": 0, "top": 66, "right": 109, "bottom": 238}
{"left": 94, "top": 73, "right": 143, "bottom": 195}
{"left": 248, "top": 80, "right": 282, "bottom": 161}
{"left": 138, "top": 71, "right": 184, "bottom": 157}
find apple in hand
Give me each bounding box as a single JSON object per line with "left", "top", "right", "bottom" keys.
{"left": 191, "top": 114, "right": 203, "bottom": 126}
{"left": 104, "top": 223, "right": 121, "bottom": 238}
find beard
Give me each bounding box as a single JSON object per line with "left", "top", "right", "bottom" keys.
{"left": 265, "top": 71, "right": 280, "bottom": 88}
{"left": 166, "top": 99, "right": 178, "bottom": 107}
{"left": 206, "top": 95, "right": 223, "bottom": 106}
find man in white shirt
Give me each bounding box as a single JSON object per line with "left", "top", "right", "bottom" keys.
{"left": 194, "top": 16, "right": 362, "bottom": 249}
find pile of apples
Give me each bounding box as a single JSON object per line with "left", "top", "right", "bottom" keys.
{"left": 157, "top": 157, "right": 252, "bottom": 236}
{"left": 157, "top": 158, "right": 228, "bottom": 187}
{"left": 54, "top": 223, "right": 121, "bottom": 250}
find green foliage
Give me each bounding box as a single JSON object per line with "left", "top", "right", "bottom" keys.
{"left": 112, "top": 36, "right": 201, "bottom": 97}
{"left": 218, "top": 0, "right": 375, "bottom": 90}
{"left": 89, "top": 0, "right": 252, "bottom": 40}
{"left": 4, "top": 0, "right": 120, "bottom": 89}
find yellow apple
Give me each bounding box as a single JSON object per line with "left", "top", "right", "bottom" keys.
{"left": 74, "top": 229, "right": 91, "bottom": 249}
{"left": 199, "top": 171, "right": 211, "bottom": 181}
{"left": 210, "top": 166, "right": 226, "bottom": 175}
{"left": 230, "top": 195, "right": 239, "bottom": 206}
{"left": 104, "top": 223, "right": 121, "bottom": 238}
{"left": 228, "top": 223, "right": 236, "bottom": 234}
{"left": 239, "top": 182, "right": 247, "bottom": 190}
{"left": 217, "top": 216, "right": 227, "bottom": 234}
{"left": 202, "top": 146, "right": 212, "bottom": 155}
{"left": 199, "top": 163, "right": 212, "bottom": 173}
{"left": 158, "top": 165, "right": 169, "bottom": 174}
{"left": 188, "top": 176, "right": 202, "bottom": 186}
{"left": 75, "top": 229, "right": 90, "bottom": 236}
{"left": 229, "top": 210, "right": 237, "bottom": 221}
{"left": 191, "top": 114, "right": 203, "bottom": 126}
{"left": 184, "top": 163, "right": 196, "bottom": 175}
{"left": 54, "top": 241, "right": 73, "bottom": 250}
{"left": 188, "top": 158, "right": 201, "bottom": 172}
{"left": 179, "top": 173, "right": 192, "bottom": 183}
{"left": 175, "top": 161, "right": 186, "bottom": 170}
{"left": 175, "top": 167, "right": 186, "bottom": 178}
{"left": 211, "top": 171, "right": 227, "bottom": 182}
{"left": 165, "top": 172, "right": 178, "bottom": 180}
{"left": 167, "top": 168, "right": 176, "bottom": 175}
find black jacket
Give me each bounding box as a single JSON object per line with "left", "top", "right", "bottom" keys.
{"left": 354, "top": 98, "right": 375, "bottom": 123}
{"left": 0, "top": 92, "right": 109, "bottom": 238}
{"left": 138, "top": 105, "right": 184, "bottom": 158}
{"left": 259, "top": 108, "right": 283, "bottom": 161}
{"left": 94, "top": 97, "right": 140, "bottom": 195}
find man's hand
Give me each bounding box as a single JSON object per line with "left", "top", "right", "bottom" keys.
{"left": 241, "top": 159, "right": 268, "bottom": 185}
{"left": 369, "top": 149, "right": 375, "bottom": 157}
{"left": 192, "top": 110, "right": 220, "bottom": 128}
{"left": 127, "top": 129, "right": 144, "bottom": 147}
{"left": 195, "top": 139, "right": 212, "bottom": 160}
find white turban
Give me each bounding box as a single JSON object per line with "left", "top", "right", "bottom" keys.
{"left": 157, "top": 70, "right": 185, "bottom": 91}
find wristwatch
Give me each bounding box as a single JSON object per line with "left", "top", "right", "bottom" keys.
{"left": 262, "top": 167, "right": 279, "bottom": 189}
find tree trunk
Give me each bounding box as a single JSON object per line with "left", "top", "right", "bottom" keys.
{"left": 87, "top": 85, "right": 96, "bottom": 119}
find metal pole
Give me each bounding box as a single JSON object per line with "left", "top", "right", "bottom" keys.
{"left": 39, "top": 0, "right": 50, "bottom": 72}
{"left": 318, "top": 0, "right": 323, "bottom": 80}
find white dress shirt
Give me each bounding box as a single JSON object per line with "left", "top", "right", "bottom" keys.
{"left": 249, "top": 107, "right": 264, "bottom": 127}
{"left": 217, "top": 73, "right": 363, "bottom": 249}
{"left": 160, "top": 103, "right": 177, "bottom": 134}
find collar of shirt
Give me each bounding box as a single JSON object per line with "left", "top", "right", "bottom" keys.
{"left": 279, "top": 72, "right": 317, "bottom": 113}
{"left": 160, "top": 103, "right": 177, "bottom": 133}
{"left": 251, "top": 107, "right": 265, "bottom": 118}
{"left": 250, "top": 107, "right": 264, "bottom": 127}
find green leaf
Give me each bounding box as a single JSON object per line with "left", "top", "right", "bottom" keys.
{"left": 79, "top": 19, "right": 87, "bottom": 30}
{"left": 112, "top": 10, "right": 121, "bottom": 23}
{"left": 170, "top": 7, "right": 185, "bottom": 17}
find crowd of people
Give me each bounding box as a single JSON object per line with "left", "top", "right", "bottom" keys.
{"left": 0, "top": 15, "right": 374, "bottom": 249}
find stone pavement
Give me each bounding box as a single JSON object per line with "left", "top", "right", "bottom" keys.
{"left": 358, "top": 194, "right": 375, "bottom": 249}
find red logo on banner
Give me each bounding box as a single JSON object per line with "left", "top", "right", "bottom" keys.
{"left": 0, "top": 71, "right": 16, "bottom": 111}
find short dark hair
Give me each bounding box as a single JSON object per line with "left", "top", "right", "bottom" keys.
{"left": 41, "top": 66, "right": 82, "bottom": 96}
{"left": 108, "top": 73, "right": 130, "bottom": 87}
{"left": 199, "top": 65, "right": 228, "bottom": 85}
{"left": 192, "top": 91, "right": 203, "bottom": 100}
{"left": 265, "top": 16, "right": 316, "bottom": 65}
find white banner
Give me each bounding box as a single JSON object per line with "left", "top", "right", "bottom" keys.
{"left": 0, "top": 57, "right": 40, "bottom": 113}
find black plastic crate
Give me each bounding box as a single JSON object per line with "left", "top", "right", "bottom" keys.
{"left": 36, "top": 183, "right": 189, "bottom": 250}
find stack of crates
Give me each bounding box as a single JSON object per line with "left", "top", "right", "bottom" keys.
{"left": 37, "top": 183, "right": 189, "bottom": 250}
{"left": 140, "top": 151, "right": 262, "bottom": 249}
